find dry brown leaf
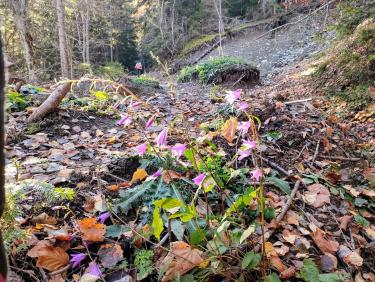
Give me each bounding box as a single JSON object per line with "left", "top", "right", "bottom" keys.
{"left": 282, "top": 229, "right": 298, "bottom": 245}
{"left": 157, "top": 241, "right": 204, "bottom": 282}
{"left": 98, "top": 243, "right": 124, "bottom": 268}
{"left": 338, "top": 215, "right": 353, "bottom": 231}
{"left": 48, "top": 274, "right": 66, "bottom": 282}
{"left": 310, "top": 228, "right": 339, "bottom": 254}
{"left": 28, "top": 244, "right": 69, "bottom": 271}
{"left": 131, "top": 168, "right": 148, "bottom": 184}
{"left": 364, "top": 167, "right": 375, "bottom": 181}
{"left": 303, "top": 184, "right": 330, "bottom": 208}
{"left": 269, "top": 255, "right": 286, "bottom": 272}
{"left": 286, "top": 210, "right": 300, "bottom": 226}
{"left": 318, "top": 253, "right": 337, "bottom": 272}
{"left": 46, "top": 227, "right": 71, "bottom": 241}
{"left": 221, "top": 117, "right": 238, "bottom": 143}
{"left": 106, "top": 181, "right": 131, "bottom": 192}
{"left": 32, "top": 213, "right": 57, "bottom": 225}
{"left": 338, "top": 246, "right": 363, "bottom": 267}
{"left": 77, "top": 218, "right": 105, "bottom": 242}
{"left": 162, "top": 170, "right": 182, "bottom": 184}
{"left": 280, "top": 266, "right": 296, "bottom": 279}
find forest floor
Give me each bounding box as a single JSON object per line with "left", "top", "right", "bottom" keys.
{"left": 4, "top": 13, "right": 375, "bottom": 282}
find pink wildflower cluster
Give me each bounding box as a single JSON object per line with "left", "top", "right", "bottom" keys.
{"left": 224, "top": 89, "right": 248, "bottom": 112}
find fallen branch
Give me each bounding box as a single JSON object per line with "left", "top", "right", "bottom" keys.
{"left": 275, "top": 180, "right": 301, "bottom": 223}
{"left": 261, "top": 157, "right": 291, "bottom": 177}
{"left": 318, "top": 155, "right": 361, "bottom": 161}
{"left": 312, "top": 140, "right": 320, "bottom": 163}
{"left": 27, "top": 82, "right": 72, "bottom": 124}
{"left": 284, "top": 98, "right": 312, "bottom": 105}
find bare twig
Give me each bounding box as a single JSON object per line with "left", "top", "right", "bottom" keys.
{"left": 284, "top": 98, "right": 312, "bottom": 105}
{"left": 318, "top": 155, "right": 361, "bottom": 161}
{"left": 261, "top": 157, "right": 291, "bottom": 177}
{"left": 312, "top": 140, "right": 320, "bottom": 163}
{"left": 10, "top": 266, "right": 40, "bottom": 281}
{"left": 275, "top": 180, "right": 301, "bottom": 223}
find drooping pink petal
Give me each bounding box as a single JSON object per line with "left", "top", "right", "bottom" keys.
{"left": 117, "top": 115, "right": 128, "bottom": 126}
{"left": 170, "top": 143, "right": 186, "bottom": 159}
{"left": 152, "top": 169, "right": 163, "bottom": 178}
{"left": 97, "top": 212, "right": 110, "bottom": 224}
{"left": 193, "top": 173, "right": 206, "bottom": 186}
{"left": 134, "top": 143, "right": 148, "bottom": 156}
{"left": 129, "top": 101, "right": 141, "bottom": 109}
{"left": 154, "top": 128, "right": 168, "bottom": 147}
{"left": 250, "top": 168, "right": 263, "bottom": 182}
{"left": 70, "top": 253, "right": 86, "bottom": 268}
{"left": 238, "top": 121, "right": 251, "bottom": 135}
{"left": 146, "top": 115, "right": 155, "bottom": 129}
{"left": 88, "top": 262, "right": 102, "bottom": 278}
{"left": 238, "top": 149, "right": 250, "bottom": 161}
{"left": 225, "top": 89, "right": 242, "bottom": 104}
{"left": 238, "top": 101, "right": 249, "bottom": 111}
{"left": 243, "top": 139, "right": 257, "bottom": 150}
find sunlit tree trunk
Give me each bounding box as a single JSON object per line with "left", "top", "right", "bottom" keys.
{"left": 55, "top": 0, "right": 69, "bottom": 78}
{"left": 10, "top": 0, "right": 35, "bottom": 80}
{"left": 212, "top": 0, "right": 224, "bottom": 56}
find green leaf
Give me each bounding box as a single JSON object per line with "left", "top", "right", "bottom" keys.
{"left": 242, "top": 252, "right": 261, "bottom": 269}
{"left": 105, "top": 225, "right": 130, "bottom": 238}
{"left": 240, "top": 224, "right": 255, "bottom": 244}
{"left": 153, "top": 198, "right": 183, "bottom": 210}
{"left": 152, "top": 208, "right": 163, "bottom": 241}
{"left": 300, "top": 259, "right": 320, "bottom": 282}
{"left": 266, "top": 177, "right": 291, "bottom": 195}
{"left": 264, "top": 273, "right": 281, "bottom": 282}
{"left": 170, "top": 220, "right": 185, "bottom": 241}
{"left": 354, "top": 214, "right": 370, "bottom": 227}
{"left": 354, "top": 197, "right": 368, "bottom": 207}
{"left": 319, "top": 273, "right": 340, "bottom": 282}
{"left": 185, "top": 149, "right": 198, "bottom": 170}
{"left": 265, "top": 207, "right": 275, "bottom": 220}
{"left": 190, "top": 228, "right": 205, "bottom": 245}
{"left": 225, "top": 189, "right": 256, "bottom": 217}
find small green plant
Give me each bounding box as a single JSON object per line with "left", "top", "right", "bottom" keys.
{"left": 130, "top": 75, "right": 160, "bottom": 88}
{"left": 179, "top": 34, "right": 218, "bottom": 58}
{"left": 178, "top": 56, "right": 248, "bottom": 83}
{"left": 354, "top": 214, "right": 370, "bottom": 227}
{"left": 134, "top": 249, "right": 154, "bottom": 280}
{"left": 50, "top": 187, "right": 76, "bottom": 202}
{"left": 6, "top": 90, "right": 30, "bottom": 112}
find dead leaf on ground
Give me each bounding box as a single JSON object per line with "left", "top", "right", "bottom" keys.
{"left": 221, "top": 117, "right": 238, "bottom": 143}
{"left": 310, "top": 227, "right": 339, "bottom": 254}
{"left": 280, "top": 266, "right": 296, "bottom": 279}
{"left": 157, "top": 241, "right": 204, "bottom": 282}
{"left": 338, "top": 215, "right": 353, "bottom": 230}
{"left": 28, "top": 243, "right": 69, "bottom": 271}
{"left": 162, "top": 170, "right": 182, "bottom": 184}
{"left": 77, "top": 218, "right": 106, "bottom": 242}
{"left": 32, "top": 213, "right": 57, "bottom": 225}
{"left": 303, "top": 184, "right": 330, "bottom": 208}
{"left": 338, "top": 246, "right": 363, "bottom": 267}
{"left": 131, "top": 168, "right": 148, "bottom": 184}
{"left": 269, "top": 255, "right": 286, "bottom": 272}
{"left": 364, "top": 167, "right": 375, "bottom": 181}
{"left": 83, "top": 194, "right": 107, "bottom": 213}
{"left": 282, "top": 229, "right": 298, "bottom": 245}
{"left": 98, "top": 243, "right": 124, "bottom": 268}
{"left": 46, "top": 227, "right": 71, "bottom": 241}
{"left": 318, "top": 253, "right": 337, "bottom": 272}
{"left": 286, "top": 210, "right": 300, "bottom": 226}
{"left": 106, "top": 181, "right": 131, "bottom": 192}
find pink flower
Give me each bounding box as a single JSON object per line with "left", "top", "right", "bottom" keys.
{"left": 134, "top": 143, "right": 148, "bottom": 156}
{"left": 117, "top": 115, "right": 131, "bottom": 127}
{"left": 129, "top": 101, "right": 141, "bottom": 109}
{"left": 170, "top": 143, "right": 186, "bottom": 158}
{"left": 97, "top": 212, "right": 110, "bottom": 224}
{"left": 238, "top": 121, "right": 251, "bottom": 135}
{"left": 146, "top": 115, "right": 155, "bottom": 129}
{"left": 238, "top": 149, "right": 250, "bottom": 161}
{"left": 154, "top": 128, "right": 168, "bottom": 147}
{"left": 70, "top": 253, "right": 86, "bottom": 268}
{"left": 243, "top": 140, "right": 256, "bottom": 150}
{"left": 88, "top": 262, "right": 102, "bottom": 278}
{"left": 238, "top": 101, "right": 249, "bottom": 111}
{"left": 193, "top": 173, "right": 206, "bottom": 186}
{"left": 152, "top": 169, "right": 163, "bottom": 178}
{"left": 135, "top": 62, "right": 143, "bottom": 70}
{"left": 250, "top": 168, "right": 263, "bottom": 182}
{"left": 225, "top": 89, "right": 241, "bottom": 104}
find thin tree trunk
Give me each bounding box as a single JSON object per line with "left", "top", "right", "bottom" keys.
{"left": 10, "top": 0, "right": 35, "bottom": 80}
{"left": 213, "top": 0, "right": 224, "bottom": 56}
{"left": 55, "top": 0, "right": 69, "bottom": 78}
{"left": 170, "top": 0, "right": 176, "bottom": 51}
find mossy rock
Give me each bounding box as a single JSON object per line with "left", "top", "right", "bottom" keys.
{"left": 178, "top": 56, "right": 259, "bottom": 85}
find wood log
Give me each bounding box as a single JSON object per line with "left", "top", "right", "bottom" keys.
{"left": 27, "top": 82, "right": 71, "bottom": 123}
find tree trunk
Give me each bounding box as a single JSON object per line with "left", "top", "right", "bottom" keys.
{"left": 55, "top": 0, "right": 70, "bottom": 78}
{"left": 10, "top": 0, "right": 35, "bottom": 81}
{"left": 27, "top": 82, "right": 72, "bottom": 123}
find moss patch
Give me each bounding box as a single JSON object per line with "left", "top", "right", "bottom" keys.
{"left": 130, "top": 75, "right": 160, "bottom": 88}
{"left": 178, "top": 56, "right": 259, "bottom": 84}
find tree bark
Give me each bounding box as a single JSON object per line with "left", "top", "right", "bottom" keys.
{"left": 0, "top": 32, "right": 8, "bottom": 282}
{"left": 10, "top": 0, "right": 35, "bottom": 81}
{"left": 55, "top": 0, "right": 70, "bottom": 78}
{"left": 27, "top": 82, "right": 72, "bottom": 123}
